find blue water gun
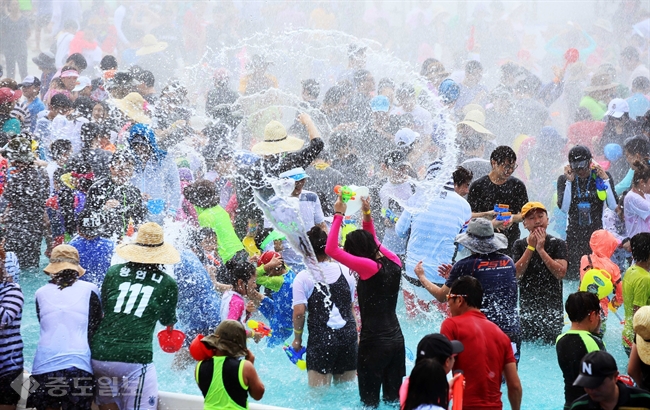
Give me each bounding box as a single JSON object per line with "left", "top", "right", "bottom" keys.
{"left": 382, "top": 208, "right": 399, "bottom": 223}
{"left": 592, "top": 170, "right": 608, "bottom": 201}
{"left": 283, "top": 344, "right": 306, "bottom": 370}
{"left": 494, "top": 204, "right": 512, "bottom": 224}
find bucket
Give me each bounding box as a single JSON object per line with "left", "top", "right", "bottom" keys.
{"left": 189, "top": 334, "right": 214, "bottom": 361}
{"left": 157, "top": 326, "right": 186, "bottom": 353}
{"left": 147, "top": 198, "right": 166, "bottom": 215}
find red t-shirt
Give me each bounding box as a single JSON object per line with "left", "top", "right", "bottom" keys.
{"left": 441, "top": 310, "right": 516, "bottom": 409}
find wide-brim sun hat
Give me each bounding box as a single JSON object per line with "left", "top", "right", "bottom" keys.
{"left": 116, "top": 222, "right": 180, "bottom": 264}
{"left": 136, "top": 34, "right": 168, "bottom": 56}
{"left": 455, "top": 218, "right": 508, "bottom": 254}
{"left": 201, "top": 319, "right": 248, "bottom": 357}
{"left": 634, "top": 306, "right": 650, "bottom": 365}
{"left": 457, "top": 110, "right": 494, "bottom": 137}
{"left": 251, "top": 120, "right": 304, "bottom": 155}
{"left": 44, "top": 244, "right": 86, "bottom": 276}
{"left": 585, "top": 73, "right": 618, "bottom": 92}
{"left": 112, "top": 92, "right": 152, "bottom": 124}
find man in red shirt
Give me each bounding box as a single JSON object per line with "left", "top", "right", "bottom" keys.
{"left": 441, "top": 276, "right": 523, "bottom": 410}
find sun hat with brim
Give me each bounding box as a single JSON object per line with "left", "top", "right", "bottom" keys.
{"left": 112, "top": 92, "right": 152, "bottom": 124}
{"left": 251, "top": 120, "right": 304, "bottom": 155}
{"left": 136, "top": 34, "right": 168, "bottom": 56}
{"left": 585, "top": 73, "right": 618, "bottom": 92}
{"left": 455, "top": 218, "right": 508, "bottom": 254}
{"left": 573, "top": 351, "right": 618, "bottom": 388}
{"left": 32, "top": 52, "right": 56, "bottom": 70}
{"left": 634, "top": 306, "right": 650, "bottom": 365}
{"left": 604, "top": 98, "right": 630, "bottom": 118}
{"left": 279, "top": 167, "right": 309, "bottom": 181}
{"left": 116, "top": 222, "right": 180, "bottom": 264}
{"left": 201, "top": 320, "right": 248, "bottom": 357}
{"left": 44, "top": 244, "right": 86, "bottom": 276}
{"left": 521, "top": 201, "right": 547, "bottom": 218}
{"left": 457, "top": 110, "right": 494, "bottom": 137}
{"left": 0, "top": 87, "right": 22, "bottom": 104}
{"left": 73, "top": 76, "right": 91, "bottom": 92}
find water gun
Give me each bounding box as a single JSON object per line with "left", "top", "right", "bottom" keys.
{"left": 493, "top": 204, "right": 512, "bottom": 224}
{"left": 382, "top": 208, "right": 399, "bottom": 223}
{"left": 247, "top": 320, "right": 272, "bottom": 338}
{"left": 283, "top": 344, "right": 306, "bottom": 370}
{"left": 334, "top": 185, "right": 356, "bottom": 203}
{"left": 592, "top": 170, "right": 608, "bottom": 201}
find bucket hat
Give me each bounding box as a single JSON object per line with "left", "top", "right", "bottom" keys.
{"left": 201, "top": 320, "right": 248, "bottom": 357}
{"left": 116, "top": 222, "right": 180, "bottom": 264}
{"left": 585, "top": 73, "right": 618, "bottom": 92}
{"left": 457, "top": 110, "right": 494, "bottom": 137}
{"left": 136, "top": 34, "right": 168, "bottom": 56}
{"left": 32, "top": 52, "right": 56, "bottom": 70}
{"left": 634, "top": 306, "right": 650, "bottom": 365}
{"left": 455, "top": 218, "right": 508, "bottom": 254}
{"left": 44, "top": 244, "right": 86, "bottom": 276}
{"left": 112, "top": 92, "right": 151, "bottom": 124}
{"left": 0, "top": 87, "right": 22, "bottom": 104}
{"left": 251, "top": 121, "right": 304, "bottom": 155}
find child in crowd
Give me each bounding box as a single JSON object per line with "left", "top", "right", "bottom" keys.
{"left": 222, "top": 254, "right": 261, "bottom": 341}
{"left": 602, "top": 191, "right": 631, "bottom": 274}
{"left": 195, "top": 227, "right": 230, "bottom": 292}
{"left": 402, "top": 359, "right": 450, "bottom": 410}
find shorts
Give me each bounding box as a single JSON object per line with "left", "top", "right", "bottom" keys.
{"left": 0, "top": 368, "right": 23, "bottom": 406}
{"left": 307, "top": 335, "right": 358, "bottom": 375}
{"left": 26, "top": 367, "right": 94, "bottom": 410}
{"left": 92, "top": 360, "right": 158, "bottom": 410}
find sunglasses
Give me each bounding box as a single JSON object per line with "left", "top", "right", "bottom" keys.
{"left": 446, "top": 293, "right": 467, "bottom": 300}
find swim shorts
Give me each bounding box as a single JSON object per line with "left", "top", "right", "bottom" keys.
{"left": 92, "top": 360, "right": 158, "bottom": 410}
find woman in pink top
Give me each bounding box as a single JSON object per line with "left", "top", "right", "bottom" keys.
{"left": 325, "top": 195, "right": 404, "bottom": 408}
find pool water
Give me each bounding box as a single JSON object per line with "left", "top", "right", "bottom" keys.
{"left": 17, "top": 258, "right": 630, "bottom": 410}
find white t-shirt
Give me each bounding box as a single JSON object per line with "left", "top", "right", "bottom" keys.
{"left": 624, "top": 191, "right": 650, "bottom": 237}
{"left": 292, "top": 261, "right": 356, "bottom": 307}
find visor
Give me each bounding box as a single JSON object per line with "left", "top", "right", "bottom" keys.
{"left": 573, "top": 373, "right": 606, "bottom": 389}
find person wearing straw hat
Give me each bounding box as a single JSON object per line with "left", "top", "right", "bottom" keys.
{"left": 628, "top": 306, "right": 650, "bottom": 390}
{"left": 91, "top": 222, "right": 179, "bottom": 410}
{"left": 27, "top": 244, "right": 101, "bottom": 410}
{"left": 195, "top": 320, "right": 266, "bottom": 408}
{"left": 579, "top": 73, "right": 618, "bottom": 120}
{"left": 136, "top": 34, "right": 175, "bottom": 88}
{"left": 111, "top": 92, "right": 152, "bottom": 124}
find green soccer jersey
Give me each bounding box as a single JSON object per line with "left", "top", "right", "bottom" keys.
{"left": 91, "top": 263, "right": 178, "bottom": 364}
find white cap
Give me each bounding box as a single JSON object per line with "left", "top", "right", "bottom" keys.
{"left": 394, "top": 128, "right": 420, "bottom": 148}
{"left": 278, "top": 167, "right": 309, "bottom": 181}
{"left": 72, "top": 76, "right": 92, "bottom": 92}
{"left": 605, "top": 98, "right": 630, "bottom": 118}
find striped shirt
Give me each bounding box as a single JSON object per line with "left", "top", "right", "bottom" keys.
{"left": 0, "top": 282, "right": 24, "bottom": 377}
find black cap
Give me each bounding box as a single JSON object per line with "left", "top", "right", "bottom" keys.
{"left": 568, "top": 145, "right": 592, "bottom": 169}
{"left": 573, "top": 351, "right": 618, "bottom": 388}
{"left": 416, "top": 334, "right": 464, "bottom": 360}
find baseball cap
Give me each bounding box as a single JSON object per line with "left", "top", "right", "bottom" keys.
{"left": 416, "top": 334, "right": 464, "bottom": 360}
{"left": 257, "top": 251, "right": 282, "bottom": 267}
{"left": 384, "top": 149, "right": 408, "bottom": 168}
{"left": 0, "top": 87, "right": 22, "bottom": 104}
{"left": 521, "top": 201, "right": 547, "bottom": 217}
{"left": 370, "top": 95, "right": 390, "bottom": 112}
{"left": 19, "top": 76, "right": 41, "bottom": 88}
{"left": 568, "top": 145, "right": 592, "bottom": 170}
{"left": 73, "top": 76, "right": 91, "bottom": 92}
{"left": 394, "top": 128, "right": 419, "bottom": 148}
{"left": 439, "top": 79, "right": 460, "bottom": 104}
{"left": 573, "top": 351, "right": 618, "bottom": 388}
{"left": 279, "top": 167, "right": 309, "bottom": 181}
{"left": 604, "top": 98, "right": 630, "bottom": 119}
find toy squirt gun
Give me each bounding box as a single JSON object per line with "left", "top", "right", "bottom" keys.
{"left": 494, "top": 204, "right": 512, "bottom": 225}
{"left": 592, "top": 170, "right": 608, "bottom": 201}
{"left": 334, "top": 185, "right": 356, "bottom": 203}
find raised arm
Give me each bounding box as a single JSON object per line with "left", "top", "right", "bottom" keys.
{"left": 361, "top": 197, "right": 401, "bottom": 267}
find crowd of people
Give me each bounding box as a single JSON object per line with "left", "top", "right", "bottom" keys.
{"left": 1, "top": 0, "right": 650, "bottom": 410}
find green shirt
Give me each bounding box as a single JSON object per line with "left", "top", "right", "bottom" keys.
{"left": 91, "top": 263, "right": 178, "bottom": 364}
{"left": 579, "top": 96, "right": 607, "bottom": 121}
{"left": 622, "top": 265, "right": 650, "bottom": 347}
{"left": 196, "top": 205, "right": 244, "bottom": 263}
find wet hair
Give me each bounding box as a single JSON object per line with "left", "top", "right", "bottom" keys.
{"left": 514, "top": 75, "right": 541, "bottom": 96}
{"left": 353, "top": 70, "right": 372, "bottom": 87}
{"left": 254, "top": 228, "right": 274, "bottom": 251}
{"left": 343, "top": 230, "right": 380, "bottom": 262}
{"left": 396, "top": 83, "right": 416, "bottom": 99}
{"left": 225, "top": 255, "right": 256, "bottom": 288}
{"left": 328, "top": 132, "right": 350, "bottom": 153}
{"left": 0, "top": 78, "right": 18, "bottom": 90}
{"left": 453, "top": 166, "right": 473, "bottom": 187}
{"left": 138, "top": 70, "right": 155, "bottom": 88}
{"left": 574, "top": 107, "right": 593, "bottom": 122}
{"left": 110, "top": 149, "right": 136, "bottom": 167}
{"left": 66, "top": 53, "right": 87, "bottom": 71}
{"left": 448, "top": 276, "right": 483, "bottom": 308}
{"left": 188, "top": 227, "right": 216, "bottom": 250}
{"left": 490, "top": 145, "right": 517, "bottom": 164}
{"left": 458, "top": 132, "right": 484, "bottom": 152}
{"left": 633, "top": 76, "right": 650, "bottom": 93}
{"left": 91, "top": 78, "right": 103, "bottom": 92}
{"left": 631, "top": 232, "right": 650, "bottom": 262}
{"left": 49, "top": 269, "right": 79, "bottom": 290}
{"left": 565, "top": 291, "right": 601, "bottom": 322}
{"left": 301, "top": 79, "right": 320, "bottom": 99}
{"left": 323, "top": 85, "right": 344, "bottom": 107}
{"left": 50, "top": 139, "right": 72, "bottom": 158}
{"left": 625, "top": 137, "right": 650, "bottom": 157}
{"left": 203, "top": 143, "right": 233, "bottom": 163}
{"left": 92, "top": 100, "right": 109, "bottom": 117}
{"left": 74, "top": 96, "right": 95, "bottom": 120}
{"left": 100, "top": 55, "right": 118, "bottom": 71}
{"left": 465, "top": 60, "right": 483, "bottom": 74}
{"left": 403, "top": 359, "right": 449, "bottom": 410}
{"left": 307, "top": 225, "right": 328, "bottom": 259}
{"left": 621, "top": 46, "right": 640, "bottom": 61}
{"left": 633, "top": 161, "right": 650, "bottom": 186}
{"left": 202, "top": 122, "right": 231, "bottom": 146}
{"left": 184, "top": 180, "right": 220, "bottom": 208}
{"left": 80, "top": 122, "right": 102, "bottom": 145}
{"left": 378, "top": 77, "right": 395, "bottom": 91}
{"left": 420, "top": 59, "right": 440, "bottom": 76}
